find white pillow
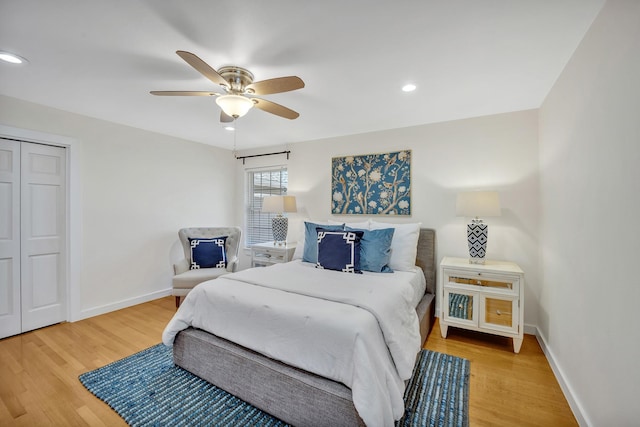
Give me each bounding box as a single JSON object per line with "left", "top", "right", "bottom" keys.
{"left": 328, "top": 219, "right": 371, "bottom": 230}
{"left": 291, "top": 220, "right": 305, "bottom": 260}
{"left": 292, "top": 243, "right": 304, "bottom": 260}
{"left": 369, "top": 221, "right": 421, "bottom": 272}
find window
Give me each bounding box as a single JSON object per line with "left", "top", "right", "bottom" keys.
{"left": 246, "top": 167, "right": 288, "bottom": 245}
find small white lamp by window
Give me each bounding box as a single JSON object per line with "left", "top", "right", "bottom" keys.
{"left": 262, "top": 195, "right": 297, "bottom": 245}
{"left": 456, "top": 191, "right": 501, "bottom": 264}
{"left": 216, "top": 95, "right": 254, "bottom": 118}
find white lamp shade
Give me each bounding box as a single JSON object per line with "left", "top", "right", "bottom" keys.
{"left": 262, "top": 195, "right": 297, "bottom": 213}
{"left": 456, "top": 191, "right": 501, "bottom": 218}
{"left": 215, "top": 95, "right": 254, "bottom": 118}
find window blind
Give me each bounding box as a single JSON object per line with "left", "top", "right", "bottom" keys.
{"left": 246, "top": 168, "right": 288, "bottom": 245}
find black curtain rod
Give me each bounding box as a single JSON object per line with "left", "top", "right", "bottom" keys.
{"left": 235, "top": 150, "right": 291, "bottom": 165}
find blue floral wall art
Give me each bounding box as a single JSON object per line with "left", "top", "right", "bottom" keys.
{"left": 331, "top": 150, "right": 411, "bottom": 215}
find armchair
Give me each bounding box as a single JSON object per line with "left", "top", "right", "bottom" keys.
{"left": 172, "top": 227, "right": 242, "bottom": 307}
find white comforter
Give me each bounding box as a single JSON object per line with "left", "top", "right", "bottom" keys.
{"left": 162, "top": 260, "right": 425, "bottom": 426}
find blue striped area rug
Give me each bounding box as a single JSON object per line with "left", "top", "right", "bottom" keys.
{"left": 79, "top": 344, "right": 469, "bottom": 427}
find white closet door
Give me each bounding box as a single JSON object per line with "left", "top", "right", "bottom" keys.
{"left": 20, "top": 143, "right": 67, "bottom": 332}
{"left": 0, "top": 139, "right": 21, "bottom": 338}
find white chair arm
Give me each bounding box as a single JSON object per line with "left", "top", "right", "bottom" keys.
{"left": 174, "top": 259, "right": 189, "bottom": 275}
{"left": 227, "top": 256, "right": 239, "bottom": 272}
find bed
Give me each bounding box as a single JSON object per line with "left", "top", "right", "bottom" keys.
{"left": 163, "top": 227, "right": 436, "bottom": 427}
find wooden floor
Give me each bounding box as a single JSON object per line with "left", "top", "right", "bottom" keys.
{"left": 424, "top": 321, "right": 577, "bottom": 426}
{"left": 0, "top": 296, "right": 577, "bottom": 426}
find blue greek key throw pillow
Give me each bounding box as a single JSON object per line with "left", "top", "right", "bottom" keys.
{"left": 302, "top": 222, "right": 344, "bottom": 263}
{"left": 315, "top": 229, "right": 364, "bottom": 274}
{"left": 189, "top": 236, "right": 227, "bottom": 269}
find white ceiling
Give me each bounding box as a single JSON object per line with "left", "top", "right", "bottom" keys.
{"left": 0, "top": 0, "right": 605, "bottom": 151}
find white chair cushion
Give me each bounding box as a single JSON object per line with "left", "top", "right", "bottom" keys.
{"left": 172, "top": 268, "right": 230, "bottom": 291}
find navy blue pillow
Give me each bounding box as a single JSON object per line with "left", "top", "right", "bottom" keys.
{"left": 315, "top": 229, "right": 364, "bottom": 274}
{"left": 346, "top": 227, "right": 395, "bottom": 273}
{"left": 189, "top": 236, "right": 227, "bottom": 269}
{"left": 302, "top": 221, "right": 344, "bottom": 263}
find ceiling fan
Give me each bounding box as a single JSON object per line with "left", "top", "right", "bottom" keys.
{"left": 151, "top": 51, "right": 304, "bottom": 122}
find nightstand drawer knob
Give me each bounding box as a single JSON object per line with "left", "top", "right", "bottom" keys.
{"left": 496, "top": 310, "right": 502, "bottom": 315}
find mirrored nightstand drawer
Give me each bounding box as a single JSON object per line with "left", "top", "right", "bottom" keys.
{"left": 251, "top": 242, "right": 297, "bottom": 267}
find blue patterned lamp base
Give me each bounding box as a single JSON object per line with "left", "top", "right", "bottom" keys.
{"left": 272, "top": 216, "right": 288, "bottom": 244}
{"left": 467, "top": 222, "right": 488, "bottom": 264}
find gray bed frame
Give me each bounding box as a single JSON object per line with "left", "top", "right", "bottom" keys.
{"left": 173, "top": 228, "right": 436, "bottom": 426}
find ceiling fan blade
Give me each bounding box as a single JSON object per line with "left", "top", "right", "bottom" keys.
{"left": 150, "top": 91, "right": 220, "bottom": 96}
{"left": 252, "top": 98, "right": 300, "bottom": 120}
{"left": 220, "top": 111, "right": 234, "bottom": 123}
{"left": 246, "top": 76, "right": 305, "bottom": 95}
{"left": 176, "top": 50, "right": 229, "bottom": 88}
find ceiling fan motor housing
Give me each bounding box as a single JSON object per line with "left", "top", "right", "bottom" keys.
{"left": 217, "top": 66, "right": 255, "bottom": 93}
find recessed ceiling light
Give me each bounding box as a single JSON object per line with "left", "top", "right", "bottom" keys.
{"left": 402, "top": 84, "right": 416, "bottom": 92}
{"left": 224, "top": 126, "right": 235, "bottom": 131}
{"left": 0, "top": 51, "right": 27, "bottom": 64}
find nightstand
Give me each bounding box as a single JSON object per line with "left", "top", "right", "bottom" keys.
{"left": 439, "top": 256, "right": 525, "bottom": 353}
{"left": 251, "top": 241, "right": 297, "bottom": 267}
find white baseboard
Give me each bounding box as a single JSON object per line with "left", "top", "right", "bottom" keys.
{"left": 534, "top": 327, "right": 591, "bottom": 427}
{"left": 523, "top": 322, "right": 537, "bottom": 335}
{"left": 74, "top": 288, "right": 172, "bottom": 321}
{"left": 433, "top": 319, "right": 589, "bottom": 424}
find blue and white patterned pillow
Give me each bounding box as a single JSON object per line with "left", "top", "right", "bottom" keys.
{"left": 302, "top": 221, "right": 344, "bottom": 263}
{"left": 315, "top": 229, "right": 364, "bottom": 274}
{"left": 189, "top": 236, "right": 227, "bottom": 269}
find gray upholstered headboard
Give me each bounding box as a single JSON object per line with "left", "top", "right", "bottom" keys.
{"left": 416, "top": 228, "right": 436, "bottom": 295}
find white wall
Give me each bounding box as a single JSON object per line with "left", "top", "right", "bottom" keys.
{"left": 236, "top": 110, "right": 541, "bottom": 328}
{"left": 539, "top": 1, "right": 640, "bottom": 425}
{"left": 0, "top": 95, "right": 236, "bottom": 319}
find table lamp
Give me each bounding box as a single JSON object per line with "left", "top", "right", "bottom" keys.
{"left": 261, "top": 195, "right": 297, "bottom": 245}
{"left": 456, "top": 191, "right": 501, "bottom": 264}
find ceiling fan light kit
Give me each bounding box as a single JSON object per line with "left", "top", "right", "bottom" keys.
{"left": 216, "top": 95, "right": 254, "bottom": 118}
{"left": 151, "top": 51, "right": 304, "bottom": 122}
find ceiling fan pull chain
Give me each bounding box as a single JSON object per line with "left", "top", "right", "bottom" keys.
{"left": 233, "top": 119, "right": 238, "bottom": 158}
